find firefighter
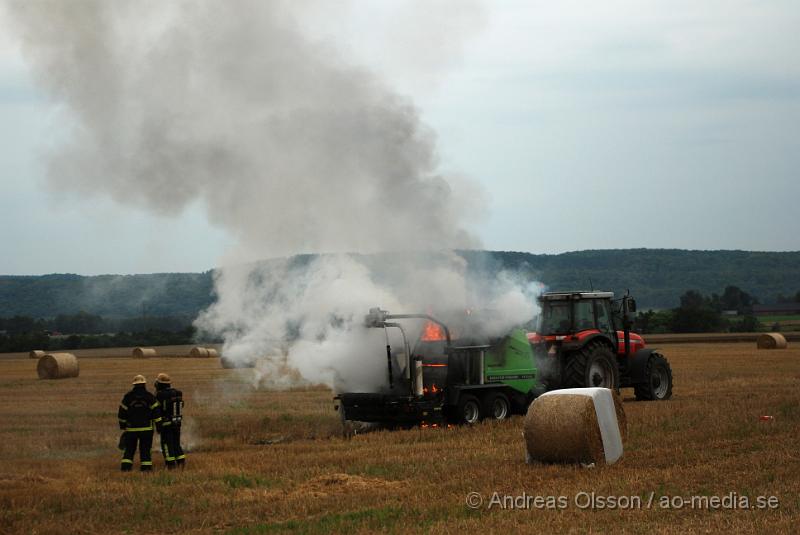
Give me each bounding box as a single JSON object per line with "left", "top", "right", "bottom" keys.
{"left": 117, "top": 375, "right": 161, "bottom": 472}
{"left": 154, "top": 373, "right": 186, "bottom": 469}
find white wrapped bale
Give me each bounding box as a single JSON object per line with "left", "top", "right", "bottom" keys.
{"left": 524, "top": 387, "right": 625, "bottom": 465}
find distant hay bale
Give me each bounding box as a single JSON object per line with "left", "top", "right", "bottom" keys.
{"left": 206, "top": 348, "right": 219, "bottom": 358}
{"left": 29, "top": 350, "right": 46, "bottom": 359}
{"left": 757, "top": 333, "right": 787, "bottom": 350}
{"left": 221, "top": 355, "right": 255, "bottom": 369}
{"left": 524, "top": 388, "right": 625, "bottom": 465}
{"left": 189, "top": 347, "right": 207, "bottom": 358}
{"left": 189, "top": 346, "right": 212, "bottom": 359}
{"left": 37, "top": 353, "right": 79, "bottom": 379}
{"left": 132, "top": 347, "right": 157, "bottom": 359}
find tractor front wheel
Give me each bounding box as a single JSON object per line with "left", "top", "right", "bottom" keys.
{"left": 563, "top": 342, "right": 620, "bottom": 390}
{"left": 634, "top": 353, "right": 673, "bottom": 401}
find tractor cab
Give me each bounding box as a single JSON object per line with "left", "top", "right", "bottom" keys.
{"left": 533, "top": 291, "right": 645, "bottom": 355}
{"left": 538, "top": 291, "right": 617, "bottom": 335}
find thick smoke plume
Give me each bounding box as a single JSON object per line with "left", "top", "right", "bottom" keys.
{"left": 8, "top": 0, "right": 539, "bottom": 392}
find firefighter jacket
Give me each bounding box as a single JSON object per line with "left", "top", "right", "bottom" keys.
{"left": 118, "top": 385, "right": 162, "bottom": 432}
{"left": 156, "top": 387, "right": 184, "bottom": 429}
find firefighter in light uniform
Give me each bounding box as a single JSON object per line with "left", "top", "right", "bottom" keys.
{"left": 154, "top": 373, "right": 186, "bottom": 468}
{"left": 118, "top": 375, "right": 161, "bottom": 472}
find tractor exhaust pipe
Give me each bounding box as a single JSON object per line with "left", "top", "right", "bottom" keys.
{"left": 622, "top": 293, "right": 637, "bottom": 358}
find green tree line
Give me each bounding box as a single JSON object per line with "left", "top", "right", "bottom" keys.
{"left": 0, "top": 312, "right": 214, "bottom": 353}
{"left": 633, "top": 285, "right": 767, "bottom": 334}
{"left": 2, "top": 250, "right": 800, "bottom": 318}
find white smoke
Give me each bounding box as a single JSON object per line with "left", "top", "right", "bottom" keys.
{"left": 198, "top": 252, "right": 540, "bottom": 392}
{"left": 7, "top": 0, "right": 540, "bottom": 392}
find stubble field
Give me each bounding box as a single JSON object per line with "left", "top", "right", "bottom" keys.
{"left": 0, "top": 342, "right": 798, "bottom": 534}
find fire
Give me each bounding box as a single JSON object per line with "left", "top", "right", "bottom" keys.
{"left": 422, "top": 384, "right": 441, "bottom": 395}
{"left": 419, "top": 421, "right": 453, "bottom": 430}
{"left": 421, "top": 320, "right": 445, "bottom": 341}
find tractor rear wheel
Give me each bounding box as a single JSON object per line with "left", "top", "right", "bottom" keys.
{"left": 456, "top": 394, "right": 483, "bottom": 425}
{"left": 634, "top": 353, "right": 673, "bottom": 401}
{"left": 563, "top": 342, "right": 620, "bottom": 390}
{"left": 483, "top": 392, "right": 510, "bottom": 421}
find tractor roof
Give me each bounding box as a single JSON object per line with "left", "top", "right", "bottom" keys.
{"left": 540, "top": 291, "right": 614, "bottom": 300}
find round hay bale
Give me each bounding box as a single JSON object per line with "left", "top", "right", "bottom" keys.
{"left": 757, "top": 333, "right": 787, "bottom": 350}
{"left": 612, "top": 390, "right": 627, "bottom": 442}
{"left": 29, "top": 350, "right": 46, "bottom": 359}
{"left": 524, "top": 388, "right": 625, "bottom": 465}
{"left": 206, "top": 348, "right": 219, "bottom": 358}
{"left": 37, "top": 353, "right": 79, "bottom": 379}
{"left": 221, "top": 355, "right": 255, "bottom": 369}
{"left": 189, "top": 346, "right": 209, "bottom": 358}
{"left": 132, "top": 347, "right": 157, "bottom": 359}
{"left": 524, "top": 394, "right": 604, "bottom": 464}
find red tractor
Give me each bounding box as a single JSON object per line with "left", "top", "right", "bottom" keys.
{"left": 528, "top": 291, "right": 673, "bottom": 400}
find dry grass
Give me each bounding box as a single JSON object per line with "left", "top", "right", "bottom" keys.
{"left": 0, "top": 343, "right": 798, "bottom": 534}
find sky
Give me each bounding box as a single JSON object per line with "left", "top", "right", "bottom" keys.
{"left": 1, "top": 0, "right": 799, "bottom": 275}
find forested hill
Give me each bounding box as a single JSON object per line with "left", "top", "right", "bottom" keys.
{"left": 0, "top": 272, "right": 215, "bottom": 319}
{"left": 1, "top": 249, "right": 798, "bottom": 318}
{"left": 475, "top": 249, "right": 800, "bottom": 309}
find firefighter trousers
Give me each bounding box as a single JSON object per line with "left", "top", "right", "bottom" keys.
{"left": 160, "top": 426, "right": 185, "bottom": 468}
{"left": 121, "top": 430, "right": 153, "bottom": 471}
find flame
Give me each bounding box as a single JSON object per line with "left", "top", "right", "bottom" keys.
{"left": 419, "top": 420, "right": 453, "bottom": 430}
{"left": 421, "top": 320, "right": 445, "bottom": 341}
{"left": 422, "top": 384, "right": 441, "bottom": 395}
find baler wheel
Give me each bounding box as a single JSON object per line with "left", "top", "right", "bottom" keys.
{"left": 483, "top": 392, "right": 510, "bottom": 421}
{"left": 457, "top": 394, "right": 483, "bottom": 425}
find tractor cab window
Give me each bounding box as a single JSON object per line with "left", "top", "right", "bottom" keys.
{"left": 539, "top": 301, "right": 571, "bottom": 335}
{"left": 595, "top": 300, "right": 612, "bottom": 332}
{"left": 575, "top": 301, "right": 595, "bottom": 331}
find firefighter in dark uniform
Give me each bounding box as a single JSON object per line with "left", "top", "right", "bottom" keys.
{"left": 154, "top": 373, "right": 186, "bottom": 469}
{"left": 117, "top": 375, "right": 161, "bottom": 472}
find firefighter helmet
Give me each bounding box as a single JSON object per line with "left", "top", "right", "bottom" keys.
{"left": 156, "top": 372, "right": 171, "bottom": 385}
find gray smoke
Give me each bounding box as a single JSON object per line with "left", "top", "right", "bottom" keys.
{"left": 7, "top": 0, "right": 539, "bottom": 392}
{"left": 6, "top": 0, "right": 482, "bottom": 258}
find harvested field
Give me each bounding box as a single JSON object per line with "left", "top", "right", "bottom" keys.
{"left": 0, "top": 342, "right": 798, "bottom": 533}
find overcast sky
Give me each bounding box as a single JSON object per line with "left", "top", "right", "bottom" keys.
{"left": 1, "top": 1, "right": 799, "bottom": 275}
